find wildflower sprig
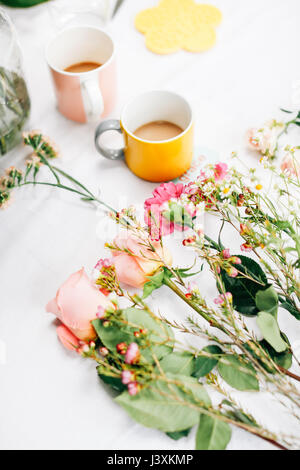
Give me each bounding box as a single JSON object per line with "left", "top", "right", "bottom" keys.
{"left": 0, "top": 131, "right": 118, "bottom": 217}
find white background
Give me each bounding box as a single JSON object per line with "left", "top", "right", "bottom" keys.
{"left": 1, "top": 0, "right": 300, "bottom": 450}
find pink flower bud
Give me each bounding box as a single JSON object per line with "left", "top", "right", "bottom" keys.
{"left": 228, "top": 267, "right": 238, "bottom": 278}
{"left": 214, "top": 295, "right": 224, "bottom": 305}
{"left": 128, "top": 382, "right": 139, "bottom": 396}
{"left": 99, "top": 347, "right": 109, "bottom": 357}
{"left": 222, "top": 249, "right": 231, "bottom": 259}
{"left": 82, "top": 344, "right": 90, "bottom": 353}
{"left": 125, "top": 342, "right": 140, "bottom": 365}
{"left": 230, "top": 256, "right": 242, "bottom": 265}
{"left": 121, "top": 370, "right": 135, "bottom": 385}
{"left": 96, "top": 305, "right": 106, "bottom": 319}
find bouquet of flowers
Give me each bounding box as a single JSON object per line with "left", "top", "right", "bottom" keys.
{"left": 1, "top": 109, "right": 300, "bottom": 450}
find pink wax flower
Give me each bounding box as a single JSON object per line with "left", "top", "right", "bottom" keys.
{"left": 110, "top": 233, "right": 172, "bottom": 288}
{"left": 128, "top": 382, "right": 139, "bottom": 396}
{"left": 144, "top": 182, "right": 184, "bottom": 236}
{"left": 125, "top": 343, "right": 140, "bottom": 365}
{"left": 228, "top": 267, "right": 238, "bottom": 278}
{"left": 214, "top": 292, "right": 233, "bottom": 305}
{"left": 99, "top": 347, "right": 109, "bottom": 357}
{"left": 230, "top": 256, "right": 242, "bottom": 265}
{"left": 95, "top": 258, "right": 113, "bottom": 270}
{"left": 221, "top": 249, "right": 231, "bottom": 259}
{"left": 46, "top": 268, "right": 113, "bottom": 346}
{"left": 214, "top": 163, "right": 228, "bottom": 182}
{"left": 121, "top": 370, "right": 135, "bottom": 385}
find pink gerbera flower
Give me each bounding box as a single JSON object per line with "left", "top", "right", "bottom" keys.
{"left": 214, "top": 163, "right": 228, "bottom": 182}
{"left": 144, "top": 182, "right": 184, "bottom": 237}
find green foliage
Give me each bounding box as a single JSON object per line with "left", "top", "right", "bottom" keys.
{"left": 159, "top": 351, "right": 195, "bottom": 376}
{"left": 116, "top": 373, "right": 211, "bottom": 433}
{"left": 166, "top": 428, "right": 191, "bottom": 440}
{"left": 196, "top": 414, "right": 232, "bottom": 450}
{"left": 257, "top": 312, "right": 287, "bottom": 353}
{"left": 260, "top": 335, "right": 292, "bottom": 370}
{"left": 143, "top": 270, "right": 165, "bottom": 299}
{"left": 98, "top": 373, "right": 126, "bottom": 393}
{"left": 93, "top": 307, "right": 174, "bottom": 363}
{"left": 0, "top": 0, "right": 49, "bottom": 6}
{"left": 255, "top": 286, "right": 278, "bottom": 317}
{"left": 218, "top": 355, "right": 259, "bottom": 391}
{"left": 220, "top": 255, "right": 268, "bottom": 316}
{"left": 279, "top": 297, "right": 300, "bottom": 321}
{"left": 221, "top": 400, "right": 258, "bottom": 428}
{"left": 193, "top": 345, "right": 222, "bottom": 378}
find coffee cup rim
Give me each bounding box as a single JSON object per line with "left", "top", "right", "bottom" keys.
{"left": 120, "top": 90, "right": 193, "bottom": 144}
{"left": 45, "top": 25, "right": 115, "bottom": 77}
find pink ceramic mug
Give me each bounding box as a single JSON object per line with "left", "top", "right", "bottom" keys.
{"left": 46, "top": 26, "right": 117, "bottom": 123}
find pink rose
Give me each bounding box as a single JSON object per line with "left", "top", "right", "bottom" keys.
{"left": 144, "top": 182, "right": 184, "bottom": 236}
{"left": 56, "top": 324, "right": 81, "bottom": 352}
{"left": 46, "top": 268, "right": 112, "bottom": 345}
{"left": 111, "top": 233, "right": 172, "bottom": 288}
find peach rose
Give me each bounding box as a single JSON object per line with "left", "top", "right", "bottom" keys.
{"left": 46, "top": 268, "right": 112, "bottom": 345}
{"left": 111, "top": 233, "right": 172, "bottom": 288}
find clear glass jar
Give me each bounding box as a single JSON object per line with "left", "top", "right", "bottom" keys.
{"left": 0, "top": 8, "right": 30, "bottom": 156}
{"left": 48, "top": 0, "right": 117, "bottom": 30}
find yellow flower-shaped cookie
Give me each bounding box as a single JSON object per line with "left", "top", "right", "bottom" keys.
{"left": 135, "top": 0, "right": 222, "bottom": 54}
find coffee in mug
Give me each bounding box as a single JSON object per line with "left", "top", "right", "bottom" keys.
{"left": 46, "top": 26, "right": 117, "bottom": 123}
{"left": 95, "top": 90, "right": 194, "bottom": 182}
{"left": 134, "top": 120, "right": 183, "bottom": 142}
{"left": 64, "top": 61, "right": 102, "bottom": 73}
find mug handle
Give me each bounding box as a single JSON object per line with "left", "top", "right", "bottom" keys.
{"left": 95, "top": 120, "right": 125, "bottom": 160}
{"left": 81, "top": 78, "right": 104, "bottom": 123}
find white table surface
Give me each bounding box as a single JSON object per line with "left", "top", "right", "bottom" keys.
{"left": 1, "top": 0, "right": 300, "bottom": 451}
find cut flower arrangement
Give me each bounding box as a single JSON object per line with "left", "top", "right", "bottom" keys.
{"left": 1, "top": 110, "right": 300, "bottom": 450}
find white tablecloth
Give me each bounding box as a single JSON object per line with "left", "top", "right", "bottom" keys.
{"left": 1, "top": 0, "right": 300, "bottom": 450}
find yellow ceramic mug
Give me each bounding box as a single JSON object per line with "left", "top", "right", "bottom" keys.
{"left": 94, "top": 90, "right": 194, "bottom": 182}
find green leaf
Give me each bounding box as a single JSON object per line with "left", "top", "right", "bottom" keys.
{"left": 0, "top": 0, "right": 49, "bottom": 6}
{"left": 255, "top": 287, "right": 278, "bottom": 317}
{"left": 220, "top": 255, "right": 268, "bottom": 316}
{"left": 159, "top": 352, "right": 195, "bottom": 376}
{"left": 218, "top": 355, "right": 259, "bottom": 391}
{"left": 142, "top": 270, "right": 165, "bottom": 299}
{"left": 98, "top": 372, "right": 126, "bottom": 393}
{"left": 116, "top": 373, "right": 211, "bottom": 433}
{"left": 196, "top": 414, "right": 232, "bottom": 450}
{"left": 221, "top": 400, "right": 258, "bottom": 428}
{"left": 260, "top": 335, "right": 292, "bottom": 370}
{"left": 257, "top": 311, "right": 287, "bottom": 353}
{"left": 166, "top": 428, "right": 191, "bottom": 440}
{"left": 279, "top": 297, "right": 300, "bottom": 321}
{"left": 92, "top": 307, "right": 174, "bottom": 363}
{"left": 193, "top": 345, "right": 222, "bottom": 378}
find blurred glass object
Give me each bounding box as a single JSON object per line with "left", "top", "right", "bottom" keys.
{"left": 48, "top": 0, "right": 117, "bottom": 30}
{"left": 0, "top": 8, "right": 30, "bottom": 156}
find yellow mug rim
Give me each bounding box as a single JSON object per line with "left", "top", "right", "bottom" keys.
{"left": 120, "top": 90, "right": 193, "bottom": 145}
